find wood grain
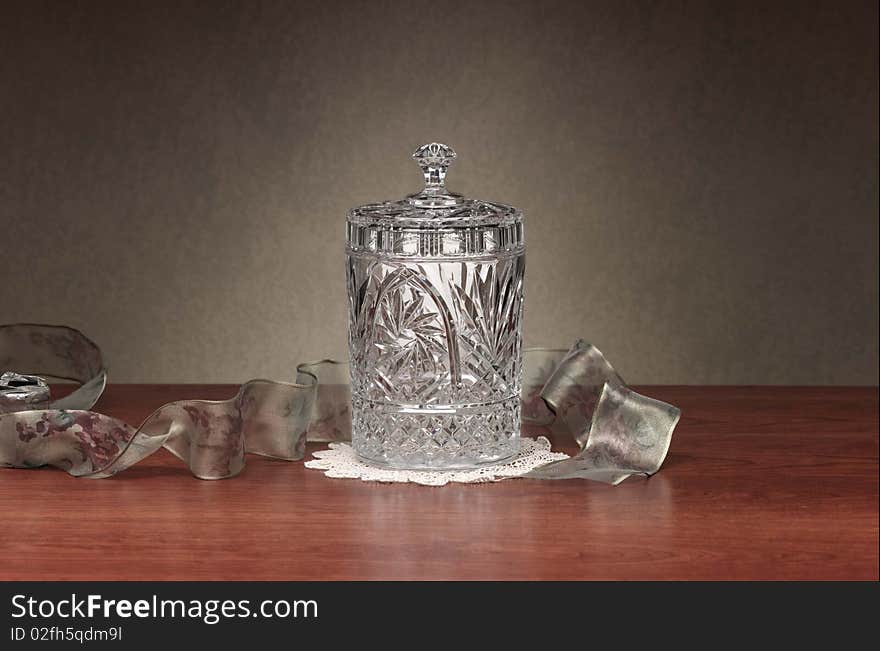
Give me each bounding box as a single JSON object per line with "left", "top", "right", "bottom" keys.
{"left": 0, "top": 386, "right": 876, "bottom": 580}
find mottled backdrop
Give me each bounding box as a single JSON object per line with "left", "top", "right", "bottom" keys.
{"left": 1, "top": 0, "right": 877, "bottom": 384}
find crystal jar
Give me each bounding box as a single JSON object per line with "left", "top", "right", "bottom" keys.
{"left": 346, "top": 143, "right": 525, "bottom": 469}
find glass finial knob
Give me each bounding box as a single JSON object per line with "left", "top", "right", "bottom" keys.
{"left": 413, "top": 142, "right": 456, "bottom": 192}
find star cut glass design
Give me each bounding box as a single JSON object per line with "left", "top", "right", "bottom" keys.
{"left": 346, "top": 143, "right": 525, "bottom": 469}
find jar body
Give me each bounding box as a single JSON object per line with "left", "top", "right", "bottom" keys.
{"left": 347, "top": 248, "right": 525, "bottom": 469}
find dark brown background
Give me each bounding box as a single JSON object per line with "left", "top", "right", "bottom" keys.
{"left": 1, "top": 0, "right": 877, "bottom": 384}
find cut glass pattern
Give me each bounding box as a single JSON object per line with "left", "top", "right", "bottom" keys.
{"left": 346, "top": 144, "right": 525, "bottom": 469}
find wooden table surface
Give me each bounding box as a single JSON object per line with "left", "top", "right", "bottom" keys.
{"left": 0, "top": 385, "right": 876, "bottom": 580}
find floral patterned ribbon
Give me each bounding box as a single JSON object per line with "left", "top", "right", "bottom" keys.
{"left": 0, "top": 323, "right": 679, "bottom": 484}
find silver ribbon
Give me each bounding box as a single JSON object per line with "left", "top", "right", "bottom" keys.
{"left": 0, "top": 323, "right": 679, "bottom": 484}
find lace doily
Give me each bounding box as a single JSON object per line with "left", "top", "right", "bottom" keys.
{"left": 305, "top": 436, "right": 569, "bottom": 486}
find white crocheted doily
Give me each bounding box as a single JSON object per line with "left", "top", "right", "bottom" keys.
{"left": 305, "top": 436, "right": 568, "bottom": 486}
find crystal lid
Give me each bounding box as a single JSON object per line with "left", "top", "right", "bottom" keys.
{"left": 347, "top": 143, "right": 523, "bottom": 230}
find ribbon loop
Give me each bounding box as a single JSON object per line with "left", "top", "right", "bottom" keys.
{"left": 1, "top": 324, "right": 680, "bottom": 484}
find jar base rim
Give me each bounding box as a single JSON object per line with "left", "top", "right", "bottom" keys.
{"left": 354, "top": 443, "right": 521, "bottom": 472}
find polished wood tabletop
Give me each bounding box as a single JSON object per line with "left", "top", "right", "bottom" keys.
{"left": 0, "top": 385, "right": 876, "bottom": 580}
